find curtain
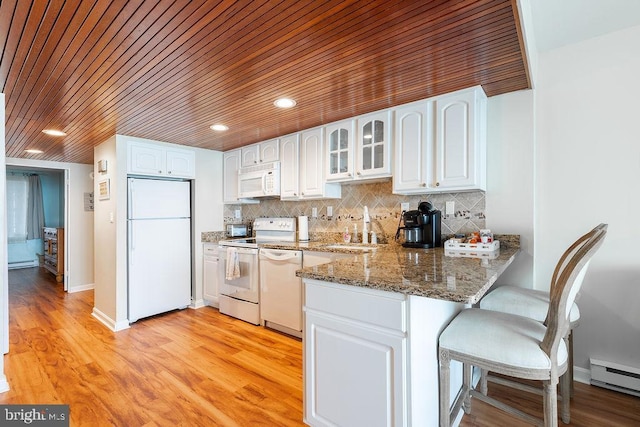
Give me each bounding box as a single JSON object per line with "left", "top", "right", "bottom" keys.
{"left": 6, "top": 174, "right": 29, "bottom": 243}
{"left": 27, "top": 174, "right": 45, "bottom": 240}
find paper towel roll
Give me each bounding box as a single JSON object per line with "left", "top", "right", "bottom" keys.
{"left": 298, "top": 216, "right": 309, "bottom": 241}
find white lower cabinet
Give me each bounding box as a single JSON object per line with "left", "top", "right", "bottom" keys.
{"left": 203, "top": 244, "right": 220, "bottom": 307}
{"left": 304, "top": 280, "right": 407, "bottom": 427}
{"left": 304, "top": 279, "right": 466, "bottom": 427}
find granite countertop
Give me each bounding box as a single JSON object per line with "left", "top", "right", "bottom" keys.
{"left": 203, "top": 230, "right": 519, "bottom": 304}
{"left": 293, "top": 238, "right": 520, "bottom": 304}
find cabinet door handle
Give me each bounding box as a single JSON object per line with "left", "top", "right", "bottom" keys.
{"left": 348, "top": 173, "right": 352, "bottom": 177}
{"left": 168, "top": 170, "right": 172, "bottom": 174}
{"left": 356, "top": 171, "right": 361, "bottom": 176}
{"left": 421, "top": 183, "right": 426, "bottom": 187}
{"left": 301, "top": 192, "right": 305, "bottom": 196}
{"left": 435, "top": 182, "right": 440, "bottom": 187}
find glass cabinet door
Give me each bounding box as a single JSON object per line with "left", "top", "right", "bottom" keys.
{"left": 325, "top": 120, "right": 355, "bottom": 181}
{"left": 329, "top": 128, "right": 349, "bottom": 174}
{"left": 357, "top": 110, "right": 392, "bottom": 178}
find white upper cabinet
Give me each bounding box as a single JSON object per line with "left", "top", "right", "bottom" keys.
{"left": 128, "top": 141, "right": 195, "bottom": 178}
{"left": 393, "top": 101, "right": 432, "bottom": 193}
{"left": 281, "top": 130, "right": 341, "bottom": 201}
{"left": 241, "top": 139, "right": 279, "bottom": 167}
{"left": 393, "top": 86, "right": 487, "bottom": 194}
{"left": 280, "top": 133, "right": 300, "bottom": 200}
{"left": 356, "top": 110, "right": 392, "bottom": 179}
{"left": 298, "top": 128, "right": 341, "bottom": 200}
{"left": 434, "top": 87, "right": 486, "bottom": 191}
{"left": 325, "top": 120, "right": 355, "bottom": 182}
{"left": 223, "top": 149, "right": 258, "bottom": 204}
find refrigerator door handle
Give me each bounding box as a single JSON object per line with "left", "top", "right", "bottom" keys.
{"left": 129, "top": 223, "right": 135, "bottom": 259}
{"left": 129, "top": 180, "right": 134, "bottom": 218}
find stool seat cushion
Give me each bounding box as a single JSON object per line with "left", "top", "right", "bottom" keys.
{"left": 440, "top": 308, "right": 568, "bottom": 371}
{"left": 480, "top": 286, "right": 580, "bottom": 324}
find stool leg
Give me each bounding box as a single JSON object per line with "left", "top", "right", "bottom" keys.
{"left": 560, "top": 371, "right": 571, "bottom": 424}
{"left": 480, "top": 368, "right": 488, "bottom": 395}
{"left": 463, "top": 363, "right": 472, "bottom": 414}
{"left": 568, "top": 331, "right": 575, "bottom": 398}
{"left": 439, "top": 349, "right": 451, "bottom": 427}
{"left": 543, "top": 377, "right": 559, "bottom": 427}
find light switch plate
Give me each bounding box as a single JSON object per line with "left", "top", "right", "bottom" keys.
{"left": 446, "top": 201, "right": 455, "bottom": 215}
{"left": 401, "top": 202, "right": 410, "bottom": 212}
{"left": 234, "top": 209, "right": 241, "bottom": 219}
{"left": 327, "top": 206, "right": 333, "bottom": 217}
{"left": 312, "top": 207, "right": 318, "bottom": 218}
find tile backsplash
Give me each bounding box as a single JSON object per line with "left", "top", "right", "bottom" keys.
{"left": 224, "top": 180, "right": 485, "bottom": 243}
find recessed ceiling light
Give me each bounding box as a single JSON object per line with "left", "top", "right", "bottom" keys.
{"left": 210, "top": 124, "right": 229, "bottom": 131}
{"left": 274, "top": 98, "right": 296, "bottom": 108}
{"left": 25, "top": 149, "right": 44, "bottom": 154}
{"left": 42, "top": 129, "right": 67, "bottom": 136}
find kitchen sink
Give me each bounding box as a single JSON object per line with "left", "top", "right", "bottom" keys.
{"left": 323, "top": 245, "right": 375, "bottom": 252}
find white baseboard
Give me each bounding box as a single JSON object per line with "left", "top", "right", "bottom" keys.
{"left": 190, "top": 299, "right": 206, "bottom": 309}
{"left": 67, "top": 283, "right": 95, "bottom": 293}
{"left": 574, "top": 365, "right": 591, "bottom": 384}
{"left": 91, "top": 307, "right": 130, "bottom": 332}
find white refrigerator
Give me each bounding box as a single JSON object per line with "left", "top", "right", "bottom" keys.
{"left": 127, "top": 177, "right": 192, "bottom": 322}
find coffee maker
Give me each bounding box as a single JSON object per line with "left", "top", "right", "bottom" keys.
{"left": 395, "top": 202, "right": 441, "bottom": 248}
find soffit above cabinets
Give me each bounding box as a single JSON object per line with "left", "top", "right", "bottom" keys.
{"left": 1, "top": 0, "right": 530, "bottom": 164}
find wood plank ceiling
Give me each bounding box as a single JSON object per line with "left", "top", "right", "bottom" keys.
{"left": 0, "top": 0, "right": 530, "bottom": 165}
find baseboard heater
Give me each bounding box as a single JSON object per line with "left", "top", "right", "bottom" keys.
{"left": 8, "top": 260, "right": 38, "bottom": 269}
{"left": 590, "top": 358, "right": 640, "bottom": 397}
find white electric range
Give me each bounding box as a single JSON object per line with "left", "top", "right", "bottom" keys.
{"left": 218, "top": 217, "right": 297, "bottom": 325}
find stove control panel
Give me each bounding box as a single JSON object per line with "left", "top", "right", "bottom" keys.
{"left": 253, "top": 217, "right": 296, "bottom": 232}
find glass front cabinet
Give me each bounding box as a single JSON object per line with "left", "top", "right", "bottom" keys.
{"left": 326, "top": 120, "right": 355, "bottom": 182}
{"left": 325, "top": 111, "right": 392, "bottom": 182}
{"left": 356, "top": 110, "right": 392, "bottom": 179}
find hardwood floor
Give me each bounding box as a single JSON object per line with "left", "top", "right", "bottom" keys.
{"left": 2, "top": 267, "right": 639, "bottom": 426}
{"left": 1, "top": 268, "right": 304, "bottom": 426}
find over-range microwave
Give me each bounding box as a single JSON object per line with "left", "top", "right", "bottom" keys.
{"left": 238, "top": 161, "right": 281, "bottom": 198}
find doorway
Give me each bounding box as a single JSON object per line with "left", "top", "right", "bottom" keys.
{"left": 6, "top": 167, "right": 65, "bottom": 277}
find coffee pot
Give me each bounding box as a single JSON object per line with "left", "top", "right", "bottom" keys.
{"left": 395, "top": 202, "right": 442, "bottom": 248}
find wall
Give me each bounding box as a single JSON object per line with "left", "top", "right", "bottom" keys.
{"left": 536, "top": 25, "right": 640, "bottom": 370}
{"left": 40, "top": 171, "right": 64, "bottom": 227}
{"left": 6, "top": 158, "right": 95, "bottom": 293}
{"left": 92, "top": 136, "right": 120, "bottom": 329}
{"left": 225, "top": 182, "right": 486, "bottom": 243}
{"left": 485, "top": 90, "right": 535, "bottom": 287}
{"left": 192, "top": 147, "right": 224, "bottom": 307}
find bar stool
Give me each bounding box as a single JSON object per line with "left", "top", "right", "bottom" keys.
{"left": 479, "top": 227, "right": 595, "bottom": 395}
{"left": 480, "top": 285, "right": 580, "bottom": 395}
{"left": 438, "top": 224, "right": 607, "bottom": 427}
